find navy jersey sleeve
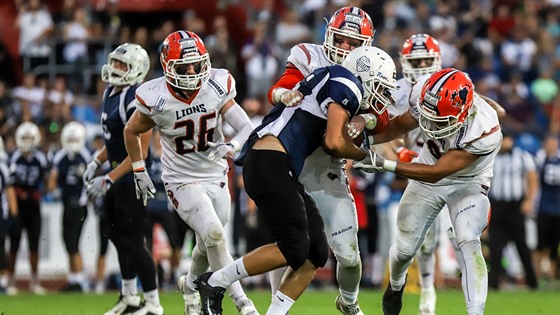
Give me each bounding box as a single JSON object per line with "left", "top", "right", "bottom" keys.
{"left": 324, "top": 65, "right": 362, "bottom": 116}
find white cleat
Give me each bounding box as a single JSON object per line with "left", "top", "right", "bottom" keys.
{"left": 30, "top": 284, "right": 47, "bottom": 295}
{"left": 178, "top": 275, "right": 201, "bottom": 315}
{"left": 103, "top": 294, "right": 142, "bottom": 315}
{"left": 6, "top": 285, "right": 18, "bottom": 296}
{"left": 236, "top": 298, "right": 259, "bottom": 315}
{"left": 418, "top": 286, "right": 436, "bottom": 315}
{"left": 127, "top": 301, "right": 164, "bottom": 315}
{"left": 335, "top": 295, "right": 364, "bottom": 315}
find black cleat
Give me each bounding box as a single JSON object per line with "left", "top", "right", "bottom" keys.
{"left": 382, "top": 281, "right": 406, "bottom": 315}
{"left": 194, "top": 272, "right": 226, "bottom": 315}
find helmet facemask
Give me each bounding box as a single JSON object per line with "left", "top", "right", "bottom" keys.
{"left": 162, "top": 54, "right": 211, "bottom": 90}
{"left": 324, "top": 28, "right": 373, "bottom": 65}
{"left": 401, "top": 53, "right": 442, "bottom": 83}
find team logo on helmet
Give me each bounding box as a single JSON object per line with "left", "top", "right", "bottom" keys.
{"left": 450, "top": 86, "right": 471, "bottom": 108}
{"left": 356, "top": 56, "right": 370, "bottom": 72}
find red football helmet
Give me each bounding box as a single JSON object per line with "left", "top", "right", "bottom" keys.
{"left": 400, "top": 34, "right": 442, "bottom": 83}
{"left": 160, "top": 30, "right": 211, "bottom": 90}
{"left": 324, "top": 7, "right": 375, "bottom": 64}
{"left": 418, "top": 68, "right": 474, "bottom": 139}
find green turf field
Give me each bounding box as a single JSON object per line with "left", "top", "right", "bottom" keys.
{"left": 1, "top": 288, "right": 559, "bottom": 315}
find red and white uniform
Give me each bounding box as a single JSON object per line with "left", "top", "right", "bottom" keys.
{"left": 135, "top": 68, "right": 236, "bottom": 243}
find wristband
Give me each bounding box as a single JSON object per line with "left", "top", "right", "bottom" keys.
{"left": 383, "top": 160, "right": 397, "bottom": 172}
{"left": 105, "top": 174, "right": 114, "bottom": 184}
{"left": 93, "top": 158, "right": 102, "bottom": 167}
{"left": 132, "top": 160, "right": 145, "bottom": 172}
{"left": 229, "top": 139, "right": 240, "bottom": 151}
{"left": 272, "top": 88, "right": 290, "bottom": 104}
{"left": 360, "top": 113, "right": 378, "bottom": 130}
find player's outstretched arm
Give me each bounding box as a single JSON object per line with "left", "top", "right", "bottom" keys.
{"left": 371, "top": 111, "right": 418, "bottom": 145}
{"left": 394, "top": 149, "right": 479, "bottom": 183}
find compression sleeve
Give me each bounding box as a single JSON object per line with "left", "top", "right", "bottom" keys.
{"left": 222, "top": 103, "right": 254, "bottom": 151}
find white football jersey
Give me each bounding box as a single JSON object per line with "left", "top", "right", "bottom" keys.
{"left": 410, "top": 94, "right": 502, "bottom": 186}
{"left": 135, "top": 69, "right": 235, "bottom": 184}
{"left": 287, "top": 43, "right": 350, "bottom": 181}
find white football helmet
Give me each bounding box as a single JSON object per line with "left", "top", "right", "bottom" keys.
{"left": 342, "top": 46, "right": 397, "bottom": 114}
{"left": 101, "top": 43, "right": 150, "bottom": 86}
{"left": 61, "top": 121, "right": 86, "bottom": 153}
{"left": 15, "top": 122, "right": 41, "bottom": 153}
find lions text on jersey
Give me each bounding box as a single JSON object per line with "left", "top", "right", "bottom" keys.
{"left": 237, "top": 64, "right": 362, "bottom": 176}
{"left": 135, "top": 68, "right": 235, "bottom": 184}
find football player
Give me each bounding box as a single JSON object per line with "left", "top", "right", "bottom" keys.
{"left": 83, "top": 43, "right": 163, "bottom": 315}
{"left": 7, "top": 122, "right": 49, "bottom": 295}
{"left": 47, "top": 122, "right": 91, "bottom": 292}
{"left": 266, "top": 7, "right": 385, "bottom": 315}
{"left": 123, "top": 30, "right": 258, "bottom": 315}
{"left": 353, "top": 68, "right": 501, "bottom": 315}
{"left": 0, "top": 136, "right": 17, "bottom": 294}
{"left": 193, "top": 46, "right": 398, "bottom": 315}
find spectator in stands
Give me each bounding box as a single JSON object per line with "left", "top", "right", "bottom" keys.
{"left": 12, "top": 73, "right": 46, "bottom": 123}
{"left": 241, "top": 21, "right": 281, "bottom": 104}
{"left": 500, "top": 26, "right": 537, "bottom": 82}
{"left": 0, "top": 81, "right": 17, "bottom": 138}
{"left": 7, "top": 122, "right": 49, "bottom": 295}
{"left": 16, "top": 0, "right": 54, "bottom": 73}
{"left": 275, "top": 8, "right": 311, "bottom": 64}
{"left": 533, "top": 134, "right": 560, "bottom": 283}
{"left": 47, "top": 122, "right": 90, "bottom": 292}
{"left": 488, "top": 130, "right": 539, "bottom": 290}
{"left": 62, "top": 7, "right": 90, "bottom": 94}
{"left": 205, "top": 16, "right": 239, "bottom": 80}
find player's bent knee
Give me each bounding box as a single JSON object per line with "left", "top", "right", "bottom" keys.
{"left": 278, "top": 237, "right": 310, "bottom": 270}
{"left": 202, "top": 222, "right": 226, "bottom": 247}
{"left": 332, "top": 249, "right": 360, "bottom": 268}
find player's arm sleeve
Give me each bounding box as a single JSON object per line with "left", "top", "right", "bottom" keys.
{"left": 267, "top": 64, "right": 305, "bottom": 105}
{"left": 222, "top": 103, "right": 254, "bottom": 151}
{"left": 134, "top": 92, "right": 153, "bottom": 117}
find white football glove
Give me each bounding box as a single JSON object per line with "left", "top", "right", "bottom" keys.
{"left": 133, "top": 169, "right": 156, "bottom": 206}
{"left": 352, "top": 149, "right": 385, "bottom": 173}
{"left": 86, "top": 175, "right": 113, "bottom": 199}
{"left": 280, "top": 90, "right": 303, "bottom": 107}
{"left": 83, "top": 159, "right": 101, "bottom": 185}
{"left": 208, "top": 142, "right": 235, "bottom": 163}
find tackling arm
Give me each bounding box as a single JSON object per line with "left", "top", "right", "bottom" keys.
{"left": 393, "top": 149, "right": 479, "bottom": 183}
{"left": 268, "top": 63, "right": 305, "bottom": 106}
{"left": 371, "top": 111, "right": 419, "bottom": 144}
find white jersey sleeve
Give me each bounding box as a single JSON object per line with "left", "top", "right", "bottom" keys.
{"left": 287, "top": 43, "right": 331, "bottom": 77}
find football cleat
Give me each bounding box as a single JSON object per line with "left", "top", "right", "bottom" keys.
{"left": 194, "top": 272, "right": 226, "bottom": 315}
{"left": 418, "top": 286, "right": 436, "bottom": 315}
{"left": 103, "top": 294, "right": 142, "bottom": 315}
{"left": 382, "top": 281, "right": 406, "bottom": 315}
{"left": 236, "top": 298, "right": 259, "bottom": 315}
{"left": 178, "top": 274, "right": 202, "bottom": 315}
{"left": 335, "top": 295, "right": 364, "bottom": 315}
{"left": 30, "top": 283, "right": 47, "bottom": 295}
{"left": 126, "top": 301, "right": 164, "bottom": 315}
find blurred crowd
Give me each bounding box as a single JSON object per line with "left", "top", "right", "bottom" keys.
{"left": 0, "top": 0, "right": 559, "bottom": 293}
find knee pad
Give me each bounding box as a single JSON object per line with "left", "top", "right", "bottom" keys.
{"left": 331, "top": 241, "right": 360, "bottom": 268}
{"left": 277, "top": 233, "right": 310, "bottom": 270}
{"left": 395, "top": 246, "right": 415, "bottom": 263}
{"left": 201, "top": 222, "right": 226, "bottom": 248}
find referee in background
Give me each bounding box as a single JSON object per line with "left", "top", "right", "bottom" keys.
{"left": 488, "top": 129, "right": 539, "bottom": 290}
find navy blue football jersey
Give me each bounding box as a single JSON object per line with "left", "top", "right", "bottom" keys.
{"left": 51, "top": 148, "right": 91, "bottom": 205}
{"left": 236, "top": 65, "right": 363, "bottom": 176}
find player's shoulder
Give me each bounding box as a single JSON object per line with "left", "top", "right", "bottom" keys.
{"left": 135, "top": 77, "right": 167, "bottom": 108}
{"left": 459, "top": 98, "right": 502, "bottom": 151}
{"left": 51, "top": 149, "right": 67, "bottom": 164}
{"left": 288, "top": 43, "right": 329, "bottom": 72}
{"left": 206, "top": 68, "right": 235, "bottom": 97}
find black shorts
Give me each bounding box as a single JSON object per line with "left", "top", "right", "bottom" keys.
{"left": 62, "top": 205, "right": 88, "bottom": 255}
{"left": 537, "top": 211, "right": 560, "bottom": 259}
{"left": 104, "top": 181, "right": 147, "bottom": 243}
{"left": 243, "top": 149, "right": 328, "bottom": 268}
{"left": 10, "top": 199, "right": 41, "bottom": 253}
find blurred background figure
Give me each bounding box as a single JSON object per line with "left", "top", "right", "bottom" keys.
{"left": 47, "top": 121, "right": 90, "bottom": 292}
{"left": 7, "top": 122, "right": 49, "bottom": 295}
{"left": 488, "top": 130, "right": 539, "bottom": 290}
{"left": 533, "top": 134, "right": 560, "bottom": 286}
